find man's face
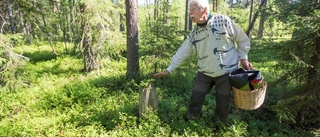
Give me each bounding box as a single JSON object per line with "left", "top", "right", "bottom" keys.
{"left": 189, "top": 4, "right": 206, "bottom": 24}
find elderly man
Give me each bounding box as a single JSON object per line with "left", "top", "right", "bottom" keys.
{"left": 153, "top": 0, "right": 251, "bottom": 123}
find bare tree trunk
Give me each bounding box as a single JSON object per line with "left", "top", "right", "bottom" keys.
{"left": 66, "top": 13, "right": 71, "bottom": 42}
{"left": 154, "top": 0, "right": 159, "bottom": 20}
{"left": 213, "top": 0, "right": 218, "bottom": 12}
{"left": 184, "top": 0, "right": 193, "bottom": 39}
{"left": 154, "top": 0, "right": 160, "bottom": 34}
{"left": 7, "top": 0, "right": 15, "bottom": 34}
{"left": 61, "top": 7, "right": 68, "bottom": 52}
{"left": 82, "top": 30, "right": 96, "bottom": 72}
{"left": 248, "top": 0, "right": 254, "bottom": 30}
{"left": 120, "top": 13, "right": 125, "bottom": 31}
{"left": 69, "top": 0, "right": 76, "bottom": 43}
{"left": 1, "top": 14, "right": 6, "bottom": 33}
{"left": 184, "top": 0, "right": 188, "bottom": 39}
{"left": 246, "top": 0, "right": 267, "bottom": 36}
{"left": 37, "top": 2, "right": 59, "bottom": 55}
{"left": 80, "top": 4, "right": 97, "bottom": 72}
{"left": 165, "top": 0, "right": 169, "bottom": 25}
{"left": 188, "top": 17, "right": 192, "bottom": 30}
{"left": 52, "top": 0, "right": 58, "bottom": 13}
{"left": 126, "top": 0, "right": 140, "bottom": 80}
{"left": 258, "top": 0, "right": 267, "bottom": 38}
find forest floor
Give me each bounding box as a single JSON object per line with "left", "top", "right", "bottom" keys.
{"left": 0, "top": 40, "right": 319, "bottom": 136}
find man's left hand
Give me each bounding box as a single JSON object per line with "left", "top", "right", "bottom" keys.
{"left": 240, "top": 59, "right": 252, "bottom": 70}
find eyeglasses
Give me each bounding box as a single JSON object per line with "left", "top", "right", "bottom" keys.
{"left": 188, "top": 7, "right": 199, "bottom": 13}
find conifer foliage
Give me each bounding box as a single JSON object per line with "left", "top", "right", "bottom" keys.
{"left": 272, "top": 1, "right": 320, "bottom": 128}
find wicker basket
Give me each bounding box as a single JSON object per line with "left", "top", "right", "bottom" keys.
{"left": 232, "top": 81, "right": 267, "bottom": 110}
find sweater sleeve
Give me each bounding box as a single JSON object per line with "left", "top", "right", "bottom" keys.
{"left": 228, "top": 17, "right": 251, "bottom": 59}
{"left": 166, "top": 39, "right": 195, "bottom": 73}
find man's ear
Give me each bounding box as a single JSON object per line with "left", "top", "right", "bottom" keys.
{"left": 203, "top": 7, "right": 208, "bottom": 14}
{"left": 202, "top": 7, "right": 208, "bottom": 19}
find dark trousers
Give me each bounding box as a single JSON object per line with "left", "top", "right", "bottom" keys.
{"left": 187, "top": 72, "right": 231, "bottom": 121}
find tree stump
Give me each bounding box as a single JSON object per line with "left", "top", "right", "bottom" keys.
{"left": 138, "top": 84, "right": 158, "bottom": 118}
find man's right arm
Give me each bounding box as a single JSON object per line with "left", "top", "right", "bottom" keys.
{"left": 153, "top": 39, "right": 195, "bottom": 77}
{"left": 153, "top": 70, "right": 170, "bottom": 77}
{"left": 166, "top": 39, "right": 195, "bottom": 73}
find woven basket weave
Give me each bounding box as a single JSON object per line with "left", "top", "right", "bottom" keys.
{"left": 232, "top": 81, "right": 267, "bottom": 110}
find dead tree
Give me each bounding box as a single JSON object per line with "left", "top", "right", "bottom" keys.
{"left": 138, "top": 84, "right": 158, "bottom": 118}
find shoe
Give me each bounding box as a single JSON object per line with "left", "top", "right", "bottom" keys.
{"left": 184, "top": 112, "right": 202, "bottom": 122}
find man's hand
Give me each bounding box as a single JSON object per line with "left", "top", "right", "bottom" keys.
{"left": 240, "top": 59, "right": 253, "bottom": 70}
{"left": 153, "top": 70, "right": 170, "bottom": 77}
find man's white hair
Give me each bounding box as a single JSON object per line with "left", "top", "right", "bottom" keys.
{"left": 188, "top": 0, "right": 210, "bottom": 13}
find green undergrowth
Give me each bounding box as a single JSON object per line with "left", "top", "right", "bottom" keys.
{"left": 0, "top": 40, "right": 317, "bottom": 136}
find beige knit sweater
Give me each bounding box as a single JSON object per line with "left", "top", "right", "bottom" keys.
{"left": 167, "top": 14, "right": 251, "bottom": 77}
